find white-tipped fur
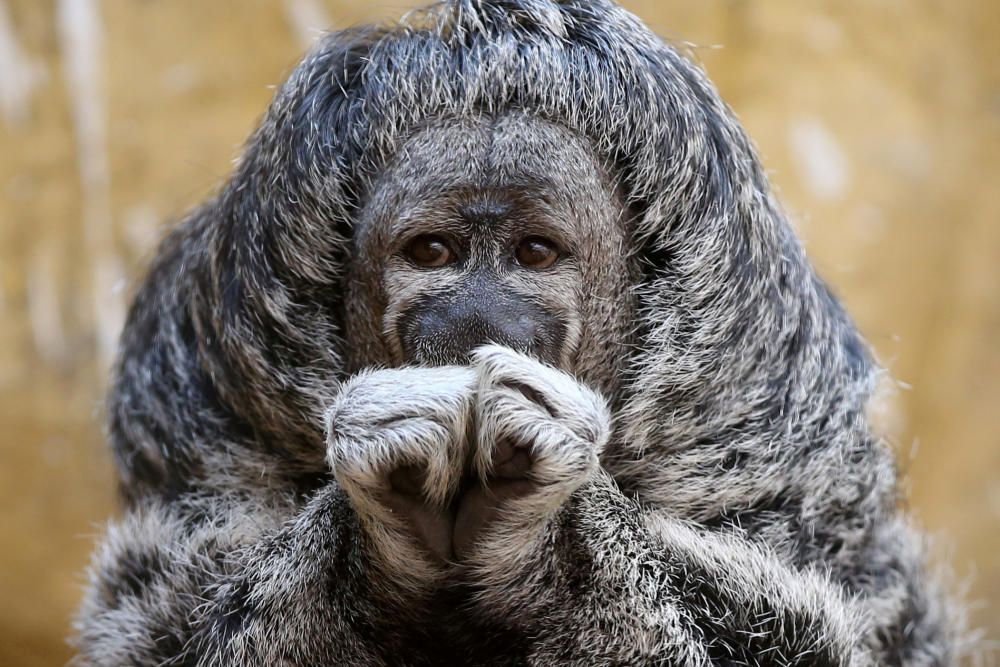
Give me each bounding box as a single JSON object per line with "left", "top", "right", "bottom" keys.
{"left": 455, "top": 345, "right": 611, "bottom": 569}
{"left": 326, "top": 364, "right": 476, "bottom": 506}
{"left": 473, "top": 345, "right": 609, "bottom": 475}
{"left": 325, "top": 364, "right": 475, "bottom": 582}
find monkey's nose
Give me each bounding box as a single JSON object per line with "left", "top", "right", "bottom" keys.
{"left": 398, "top": 276, "right": 568, "bottom": 366}
{"left": 447, "top": 308, "right": 539, "bottom": 359}
{"left": 399, "top": 289, "right": 569, "bottom": 366}
{"left": 413, "top": 295, "right": 539, "bottom": 363}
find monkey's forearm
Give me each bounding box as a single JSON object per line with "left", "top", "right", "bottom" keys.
{"left": 466, "top": 472, "right": 872, "bottom": 667}
{"left": 75, "top": 485, "right": 411, "bottom": 667}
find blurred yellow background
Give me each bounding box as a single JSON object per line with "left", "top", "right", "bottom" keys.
{"left": 1, "top": 1, "right": 997, "bottom": 664}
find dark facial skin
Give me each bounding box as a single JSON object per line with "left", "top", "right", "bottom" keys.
{"left": 391, "top": 188, "right": 576, "bottom": 367}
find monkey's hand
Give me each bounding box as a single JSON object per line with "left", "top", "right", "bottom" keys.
{"left": 326, "top": 366, "right": 475, "bottom": 577}
{"left": 453, "top": 345, "right": 610, "bottom": 560}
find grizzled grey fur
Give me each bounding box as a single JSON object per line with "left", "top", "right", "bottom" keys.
{"left": 74, "top": 1, "right": 964, "bottom": 665}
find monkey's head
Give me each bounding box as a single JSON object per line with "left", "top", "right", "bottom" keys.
{"left": 345, "top": 114, "right": 633, "bottom": 391}
{"left": 110, "top": 0, "right": 874, "bottom": 501}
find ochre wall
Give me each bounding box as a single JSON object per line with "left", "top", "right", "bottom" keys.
{"left": 0, "top": 1, "right": 996, "bottom": 664}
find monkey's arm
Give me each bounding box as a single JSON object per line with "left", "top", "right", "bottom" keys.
{"left": 77, "top": 365, "right": 475, "bottom": 666}
{"left": 465, "top": 473, "right": 873, "bottom": 667}
{"left": 74, "top": 485, "right": 406, "bottom": 667}
{"left": 465, "top": 346, "right": 874, "bottom": 666}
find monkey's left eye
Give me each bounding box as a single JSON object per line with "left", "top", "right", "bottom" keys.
{"left": 514, "top": 236, "right": 561, "bottom": 270}
{"left": 404, "top": 235, "right": 455, "bottom": 268}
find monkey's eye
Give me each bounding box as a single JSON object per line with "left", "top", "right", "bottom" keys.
{"left": 514, "top": 236, "right": 560, "bottom": 270}
{"left": 404, "top": 235, "right": 455, "bottom": 268}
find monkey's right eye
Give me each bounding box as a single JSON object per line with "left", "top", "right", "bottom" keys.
{"left": 403, "top": 235, "right": 455, "bottom": 268}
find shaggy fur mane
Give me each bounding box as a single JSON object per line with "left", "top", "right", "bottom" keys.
{"left": 85, "top": 2, "right": 963, "bottom": 665}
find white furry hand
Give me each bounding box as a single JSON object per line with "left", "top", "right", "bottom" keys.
{"left": 451, "top": 345, "right": 611, "bottom": 559}
{"left": 325, "top": 365, "right": 475, "bottom": 567}
{"left": 324, "top": 351, "right": 611, "bottom": 566}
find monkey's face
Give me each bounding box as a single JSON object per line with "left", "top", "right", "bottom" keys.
{"left": 386, "top": 190, "right": 576, "bottom": 367}
{"left": 346, "top": 113, "right": 633, "bottom": 389}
